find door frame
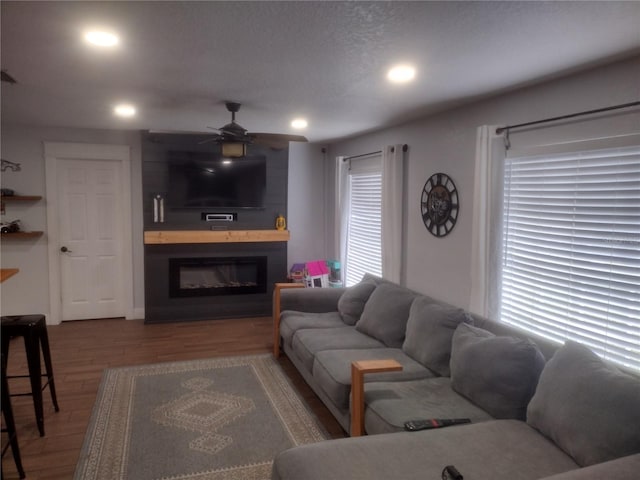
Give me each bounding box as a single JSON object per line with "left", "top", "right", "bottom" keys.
{"left": 45, "top": 142, "right": 134, "bottom": 325}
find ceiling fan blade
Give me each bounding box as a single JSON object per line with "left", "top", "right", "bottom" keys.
{"left": 250, "top": 132, "right": 309, "bottom": 149}
{"left": 1, "top": 70, "right": 17, "bottom": 84}
{"left": 197, "top": 137, "right": 222, "bottom": 145}
{"left": 219, "top": 130, "right": 247, "bottom": 141}
{"left": 146, "top": 130, "right": 222, "bottom": 145}
{"left": 148, "top": 129, "right": 213, "bottom": 135}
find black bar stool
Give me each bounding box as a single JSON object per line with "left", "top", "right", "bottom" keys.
{"left": 1, "top": 314, "right": 59, "bottom": 437}
{"left": 1, "top": 352, "right": 26, "bottom": 479}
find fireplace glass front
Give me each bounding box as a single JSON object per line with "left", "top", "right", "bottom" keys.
{"left": 169, "top": 256, "right": 267, "bottom": 297}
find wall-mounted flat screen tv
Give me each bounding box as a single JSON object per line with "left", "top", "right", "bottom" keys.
{"left": 167, "top": 151, "right": 267, "bottom": 209}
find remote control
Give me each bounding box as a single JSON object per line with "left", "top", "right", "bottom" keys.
{"left": 444, "top": 465, "right": 464, "bottom": 480}
{"left": 403, "top": 418, "right": 471, "bottom": 431}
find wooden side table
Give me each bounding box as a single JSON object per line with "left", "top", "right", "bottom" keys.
{"left": 272, "top": 282, "right": 305, "bottom": 358}
{"left": 350, "top": 359, "right": 403, "bottom": 436}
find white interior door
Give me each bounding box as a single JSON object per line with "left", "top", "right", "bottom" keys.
{"left": 45, "top": 142, "right": 133, "bottom": 325}
{"left": 57, "top": 158, "right": 125, "bottom": 320}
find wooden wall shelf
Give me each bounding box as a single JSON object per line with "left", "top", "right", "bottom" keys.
{"left": 144, "top": 229, "right": 290, "bottom": 245}
{"left": 1, "top": 231, "right": 44, "bottom": 239}
{"left": 1, "top": 195, "right": 43, "bottom": 202}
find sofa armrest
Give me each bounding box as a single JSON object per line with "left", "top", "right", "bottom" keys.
{"left": 273, "top": 283, "right": 306, "bottom": 358}
{"left": 280, "top": 286, "right": 346, "bottom": 313}
{"left": 351, "top": 359, "right": 403, "bottom": 436}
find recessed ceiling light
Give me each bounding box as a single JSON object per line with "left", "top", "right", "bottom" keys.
{"left": 387, "top": 64, "right": 416, "bottom": 84}
{"left": 84, "top": 30, "right": 119, "bottom": 47}
{"left": 113, "top": 104, "right": 136, "bottom": 118}
{"left": 291, "top": 118, "right": 308, "bottom": 129}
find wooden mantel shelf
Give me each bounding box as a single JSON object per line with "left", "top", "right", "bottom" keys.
{"left": 144, "top": 229, "right": 290, "bottom": 245}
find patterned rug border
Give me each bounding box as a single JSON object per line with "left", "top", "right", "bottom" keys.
{"left": 74, "top": 353, "right": 329, "bottom": 480}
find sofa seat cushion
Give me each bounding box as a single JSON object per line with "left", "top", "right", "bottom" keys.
{"left": 312, "top": 348, "right": 434, "bottom": 410}
{"left": 291, "top": 327, "right": 385, "bottom": 372}
{"left": 356, "top": 283, "right": 417, "bottom": 347}
{"left": 280, "top": 311, "right": 345, "bottom": 349}
{"left": 450, "top": 323, "right": 546, "bottom": 420}
{"left": 363, "top": 377, "right": 494, "bottom": 435}
{"left": 527, "top": 341, "right": 640, "bottom": 467}
{"left": 272, "top": 420, "right": 579, "bottom": 480}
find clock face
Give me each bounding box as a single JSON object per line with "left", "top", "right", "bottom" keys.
{"left": 421, "top": 173, "right": 459, "bottom": 237}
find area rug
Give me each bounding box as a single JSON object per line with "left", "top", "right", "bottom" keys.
{"left": 74, "top": 354, "right": 328, "bottom": 480}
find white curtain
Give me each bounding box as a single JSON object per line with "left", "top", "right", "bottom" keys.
{"left": 335, "top": 145, "right": 404, "bottom": 285}
{"left": 335, "top": 155, "right": 350, "bottom": 283}
{"left": 381, "top": 144, "right": 404, "bottom": 284}
{"left": 469, "top": 126, "right": 506, "bottom": 317}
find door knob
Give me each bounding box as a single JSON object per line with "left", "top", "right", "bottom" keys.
{"left": 60, "top": 246, "right": 72, "bottom": 253}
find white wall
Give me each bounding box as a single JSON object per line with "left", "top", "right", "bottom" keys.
{"left": 0, "top": 125, "right": 144, "bottom": 321}
{"left": 0, "top": 126, "right": 326, "bottom": 321}
{"left": 327, "top": 55, "right": 640, "bottom": 309}
{"left": 2, "top": 56, "right": 637, "bottom": 320}
{"left": 287, "top": 143, "right": 328, "bottom": 267}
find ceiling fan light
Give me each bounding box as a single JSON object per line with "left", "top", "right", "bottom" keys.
{"left": 222, "top": 142, "right": 246, "bottom": 158}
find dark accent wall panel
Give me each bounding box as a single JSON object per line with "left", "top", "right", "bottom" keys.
{"left": 141, "top": 131, "right": 289, "bottom": 323}
{"left": 142, "top": 132, "right": 288, "bottom": 230}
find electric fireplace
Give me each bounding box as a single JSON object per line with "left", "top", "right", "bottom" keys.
{"left": 169, "top": 256, "right": 267, "bottom": 298}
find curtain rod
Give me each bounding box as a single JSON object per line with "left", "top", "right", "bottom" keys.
{"left": 343, "top": 150, "right": 381, "bottom": 161}
{"left": 495, "top": 101, "right": 640, "bottom": 135}
{"left": 343, "top": 144, "right": 408, "bottom": 161}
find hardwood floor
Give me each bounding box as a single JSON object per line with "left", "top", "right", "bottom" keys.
{"left": 1, "top": 317, "right": 346, "bottom": 479}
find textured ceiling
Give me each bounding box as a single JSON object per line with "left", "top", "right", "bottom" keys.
{"left": 2, "top": 1, "right": 639, "bottom": 143}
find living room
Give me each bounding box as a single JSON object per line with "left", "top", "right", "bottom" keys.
{"left": 1, "top": 2, "right": 639, "bottom": 479}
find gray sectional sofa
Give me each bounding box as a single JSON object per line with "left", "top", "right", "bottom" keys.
{"left": 271, "top": 274, "right": 640, "bottom": 480}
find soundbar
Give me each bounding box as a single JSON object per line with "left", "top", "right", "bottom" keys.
{"left": 202, "top": 213, "right": 237, "bottom": 222}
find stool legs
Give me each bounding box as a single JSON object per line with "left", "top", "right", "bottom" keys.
{"left": 2, "top": 354, "right": 26, "bottom": 479}
{"left": 2, "top": 314, "right": 59, "bottom": 438}
{"left": 23, "top": 330, "right": 46, "bottom": 436}
{"left": 38, "top": 326, "right": 59, "bottom": 413}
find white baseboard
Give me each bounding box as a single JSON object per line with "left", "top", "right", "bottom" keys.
{"left": 130, "top": 307, "right": 145, "bottom": 320}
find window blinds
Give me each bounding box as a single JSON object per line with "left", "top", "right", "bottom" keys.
{"left": 345, "top": 165, "right": 383, "bottom": 287}
{"left": 501, "top": 145, "right": 640, "bottom": 371}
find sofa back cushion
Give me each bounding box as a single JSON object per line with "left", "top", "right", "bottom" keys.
{"left": 356, "top": 283, "right": 416, "bottom": 347}
{"left": 402, "top": 297, "right": 471, "bottom": 376}
{"left": 337, "top": 280, "right": 377, "bottom": 325}
{"left": 527, "top": 341, "right": 640, "bottom": 467}
{"left": 450, "top": 323, "right": 545, "bottom": 420}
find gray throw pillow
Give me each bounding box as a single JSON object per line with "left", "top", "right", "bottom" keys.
{"left": 360, "top": 272, "right": 385, "bottom": 285}
{"left": 527, "top": 341, "right": 640, "bottom": 467}
{"left": 450, "top": 323, "right": 545, "bottom": 420}
{"left": 337, "top": 281, "right": 377, "bottom": 325}
{"left": 355, "top": 283, "right": 416, "bottom": 347}
{"left": 402, "top": 297, "right": 472, "bottom": 376}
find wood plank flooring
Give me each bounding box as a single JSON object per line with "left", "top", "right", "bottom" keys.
{"left": 1, "top": 317, "right": 346, "bottom": 479}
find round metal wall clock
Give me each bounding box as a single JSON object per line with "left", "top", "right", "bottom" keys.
{"left": 421, "top": 173, "right": 459, "bottom": 237}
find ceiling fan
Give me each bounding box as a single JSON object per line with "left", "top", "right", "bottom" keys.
{"left": 200, "top": 101, "right": 308, "bottom": 157}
